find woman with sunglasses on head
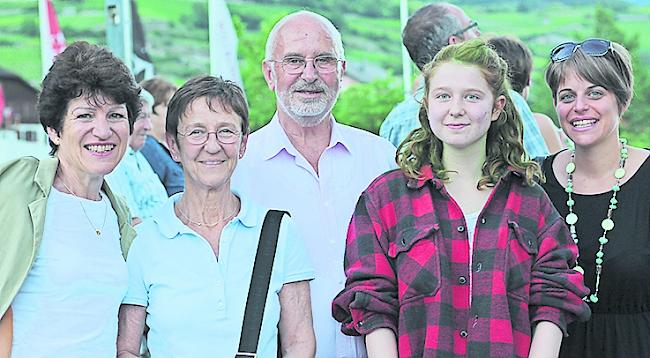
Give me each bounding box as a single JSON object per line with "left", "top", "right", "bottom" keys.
{"left": 333, "top": 39, "right": 590, "bottom": 358}
{"left": 0, "top": 41, "right": 139, "bottom": 357}
{"left": 542, "top": 39, "right": 650, "bottom": 357}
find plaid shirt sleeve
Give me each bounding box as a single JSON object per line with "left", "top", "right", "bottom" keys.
{"left": 528, "top": 191, "right": 591, "bottom": 335}
{"left": 332, "top": 188, "right": 399, "bottom": 336}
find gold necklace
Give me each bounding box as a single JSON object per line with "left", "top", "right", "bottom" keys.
{"left": 176, "top": 201, "right": 238, "bottom": 228}
{"left": 60, "top": 181, "right": 107, "bottom": 236}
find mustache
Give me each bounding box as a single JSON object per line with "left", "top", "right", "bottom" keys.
{"left": 290, "top": 80, "right": 327, "bottom": 92}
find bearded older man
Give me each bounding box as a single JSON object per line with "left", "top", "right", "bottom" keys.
{"left": 232, "top": 10, "right": 396, "bottom": 358}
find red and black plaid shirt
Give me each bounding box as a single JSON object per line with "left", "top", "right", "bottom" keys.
{"left": 332, "top": 165, "right": 591, "bottom": 357}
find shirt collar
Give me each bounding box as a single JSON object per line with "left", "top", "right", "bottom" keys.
{"left": 154, "top": 190, "right": 259, "bottom": 239}
{"left": 406, "top": 164, "right": 524, "bottom": 190}
{"left": 259, "top": 113, "right": 352, "bottom": 161}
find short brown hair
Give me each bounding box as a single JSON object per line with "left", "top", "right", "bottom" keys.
{"left": 38, "top": 41, "right": 141, "bottom": 154}
{"left": 141, "top": 76, "right": 177, "bottom": 114}
{"left": 487, "top": 36, "right": 532, "bottom": 95}
{"left": 166, "top": 75, "right": 249, "bottom": 138}
{"left": 545, "top": 40, "right": 634, "bottom": 114}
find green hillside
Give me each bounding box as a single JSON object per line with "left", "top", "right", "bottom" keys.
{"left": 0, "top": 0, "right": 648, "bottom": 145}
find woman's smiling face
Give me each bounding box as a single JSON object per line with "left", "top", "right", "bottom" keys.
{"left": 48, "top": 93, "right": 130, "bottom": 179}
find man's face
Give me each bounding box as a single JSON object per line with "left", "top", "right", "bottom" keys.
{"left": 263, "top": 15, "right": 345, "bottom": 127}
{"left": 446, "top": 5, "right": 480, "bottom": 40}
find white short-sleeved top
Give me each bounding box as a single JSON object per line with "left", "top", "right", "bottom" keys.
{"left": 123, "top": 192, "right": 315, "bottom": 357}
{"left": 11, "top": 187, "right": 127, "bottom": 357}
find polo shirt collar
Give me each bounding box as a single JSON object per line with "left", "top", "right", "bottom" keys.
{"left": 259, "top": 113, "right": 352, "bottom": 161}
{"left": 155, "top": 189, "right": 259, "bottom": 239}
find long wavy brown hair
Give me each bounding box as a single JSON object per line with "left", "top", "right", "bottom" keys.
{"left": 397, "top": 39, "right": 542, "bottom": 188}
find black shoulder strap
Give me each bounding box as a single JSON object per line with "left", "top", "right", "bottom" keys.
{"left": 236, "top": 210, "right": 288, "bottom": 358}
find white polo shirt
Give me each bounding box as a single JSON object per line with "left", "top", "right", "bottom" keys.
{"left": 123, "top": 192, "right": 315, "bottom": 357}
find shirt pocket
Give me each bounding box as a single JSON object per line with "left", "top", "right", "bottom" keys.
{"left": 506, "top": 221, "right": 538, "bottom": 299}
{"left": 388, "top": 226, "right": 441, "bottom": 303}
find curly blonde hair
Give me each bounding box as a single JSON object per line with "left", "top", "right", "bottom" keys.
{"left": 397, "top": 39, "right": 542, "bottom": 188}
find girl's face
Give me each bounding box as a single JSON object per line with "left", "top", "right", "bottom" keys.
{"left": 554, "top": 71, "right": 621, "bottom": 148}
{"left": 426, "top": 62, "right": 505, "bottom": 151}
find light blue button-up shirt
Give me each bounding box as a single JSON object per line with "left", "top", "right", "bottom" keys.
{"left": 105, "top": 147, "right": 169, "bottom": 220}
{"left": 123, "top": 192, "right": 315, "bottom": 357}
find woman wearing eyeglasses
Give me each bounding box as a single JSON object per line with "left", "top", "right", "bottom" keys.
{"left": 542, "top": 39, "right": 650, "bottom": 357}
{"left": 116, "top": 76, "right": 316, "bottom": 357}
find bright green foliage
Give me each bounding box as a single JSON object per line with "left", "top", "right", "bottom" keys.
{"left": 333, "top": 78, "right": 404, "bottom": 134}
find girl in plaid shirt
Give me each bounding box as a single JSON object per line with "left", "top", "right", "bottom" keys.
{"left": 333, "top": 39, "right": 591, "bottom": 357}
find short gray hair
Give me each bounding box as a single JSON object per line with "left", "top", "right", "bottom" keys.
{"left": 264, "top": 10, "right": 345, "bottom": 61}
{"left": 403, "top": 3, "right": 463, "bottom": 70}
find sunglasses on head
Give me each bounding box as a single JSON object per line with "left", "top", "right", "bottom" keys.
{"left": 550, "top": 38, "right": 612, "bottom": 63}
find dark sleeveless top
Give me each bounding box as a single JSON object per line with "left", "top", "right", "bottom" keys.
{"left": 541, "top": 151, "right": 650, "bottom": 358}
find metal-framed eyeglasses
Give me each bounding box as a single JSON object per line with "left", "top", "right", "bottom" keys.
{"left": 268, "top": 55, "right": 343, "bottom": 75}
{"left": 177, "top": 127, "right": 242, "bottom": 145}
{"left": 452, "top": 21, "right": 478, "bottom": 38}
{"left": 550, "top": 38, "right": 612, "bottom": 63}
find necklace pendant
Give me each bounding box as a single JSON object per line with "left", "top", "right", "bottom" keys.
{"left": 565, "top": 212, "right": 578, "bottom": 225}
{"left": 95, "top": 229, "right": 101, "bottom": 236}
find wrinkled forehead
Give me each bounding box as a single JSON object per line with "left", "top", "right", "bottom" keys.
{"left": 66, "top": 90, "right": 122, "bottom": 113}
{"left": 273, "top": 17, "right": 338, "bottom": 58}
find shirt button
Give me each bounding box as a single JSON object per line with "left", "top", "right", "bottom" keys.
{"left": 460, "top": 330, "right": 468, "bottom": 338}
{"left": 357, "top": 321, "right": 364, "bottom": 327}
{"left": 458, "top": 276, "right": 467, "bottom": 285}
{"left": 457, "top": 225, "right": 465, "bottom": 232}
{"left": 400, "top": 238, "right": 407, "bottom": 246}
{"left": 476, "top": 262, "right": 482, "bottom": 272}
{"left": 480, "top": 218, "right": 486, "bottom": 224}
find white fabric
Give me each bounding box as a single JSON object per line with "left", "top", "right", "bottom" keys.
{"left": 464, "top": 210, "right": 480, "bottom": 306}
{"left": 232, "top": 114, "right": 397, "bottom": 358}
{"left": 11, "top": 187, "right": 127, "bottom": 357}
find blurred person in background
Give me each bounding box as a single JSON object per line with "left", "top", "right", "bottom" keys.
{"left": 487, "top": 35, "right": 565, "bottom": 153}
{"left": 106, "top": 89, "right": 169, "bottom": 224}
{"left": 117, "top": 75, "right": 315, "bottom": 357}
{"left": 140, "top": 77, "right": 184, "bottom": 195}
{"left": 379, "top": 2, "right": 551, "bottom": 159}
{"left": 542, "top": 38, "right": 650, "bottom": 357}
{"left": 232, "top": 10, "right": 397, "bottom": 358}
{"left": 0, "top": 41, "right": 139, "bottom": 357}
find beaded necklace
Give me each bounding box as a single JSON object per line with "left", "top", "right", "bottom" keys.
{"left": 565, "top": 138, "right": 628, "bottom": 303}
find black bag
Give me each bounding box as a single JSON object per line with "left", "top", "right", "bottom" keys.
{"left": 235, "top": 210, "right": 288, "bottom": 358}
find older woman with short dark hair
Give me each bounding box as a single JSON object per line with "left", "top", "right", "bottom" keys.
{"left": 117, "top": 75, "right": 316, "bottom": 357}
{"left": 0, "top": 41, "right": 140, "bottom": 357}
